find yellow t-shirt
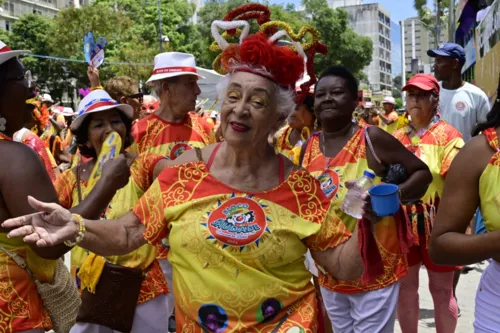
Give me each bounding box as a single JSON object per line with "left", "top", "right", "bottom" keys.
{"left": 380, "top": 111, "right": 399, "bottom": 134}
{"left": 130, "top": 113, "right": 215, "bottom": 159}
{"left": 479, "top": 128, "right": 500, "bottom": 233}
{"left": 132, "top": 160, "right": 351, "bottom": 332}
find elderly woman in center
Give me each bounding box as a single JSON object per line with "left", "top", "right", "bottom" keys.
{"left": 4, "top": 5, "right": 393, "bottom": 332}
{"left": 393, "top": 74, "right": 463, "bottom": 333}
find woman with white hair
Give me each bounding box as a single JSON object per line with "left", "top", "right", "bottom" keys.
{"left": 4, "top": 5, "right": 387, "bottom": 331}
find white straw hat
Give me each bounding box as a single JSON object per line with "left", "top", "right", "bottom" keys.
{"left": 52, "top": 106, "right": 76, "bottom": 117}
{"left": 0, "top": 40, "right": 31, "bottom": 66}
{"left": 146, "top": 52, "right": 205, "bottom": 84}
{"left": 383, "top": 96, "right": 396, "bottom": 105}
{"left": 72, "top": 90, "right": 133, "bottom": 131}
{"left": 41, "top": 93, "right": 54, "bottom": 103}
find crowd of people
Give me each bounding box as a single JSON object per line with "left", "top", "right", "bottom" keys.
{"left": 0, "top": 4, "right": 498, "bottom": 333}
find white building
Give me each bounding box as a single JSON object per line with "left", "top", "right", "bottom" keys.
{"left": 328, "top": 0, "right": 361, "bottom": 9}
{"left": 340, "top": 3, "right": 393, "bottom": 91}
{"left": 0, "top": 0, "right": 72, "bottom": 31}
{"left": 403, "top": 17, "right": 447, "bottom": 74}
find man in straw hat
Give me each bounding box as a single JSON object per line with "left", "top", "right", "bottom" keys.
{"left": 131, "top": 52, "right": 216, "bottom": 330}
{"left": 378, "top": 96, "right": 399, "bottom": 134}
{"left": 131, "top": 52, "right": 215, "bottom": 159}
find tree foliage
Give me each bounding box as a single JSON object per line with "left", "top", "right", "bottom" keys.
{"left": 8, "top": 15, "right": 52, "bottom": 87}
{"left": 197, "top": 0, "right": 373, "bottom": 79}
{"left": 7, "top": 0, "right": 373, "bottom": 102}
{"left": 302, "top": 0, "right": 373, "bottom": 78}
{"left": 413, "top": 0, "right": 452, "bottom": 40}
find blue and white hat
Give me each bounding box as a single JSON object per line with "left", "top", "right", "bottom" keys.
{"left": 71, "top": 90, "right": 133, "bottom": 131}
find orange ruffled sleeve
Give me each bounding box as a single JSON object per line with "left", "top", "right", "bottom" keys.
{"left": 54, "top": 169, "right": 77, "bottom": 209}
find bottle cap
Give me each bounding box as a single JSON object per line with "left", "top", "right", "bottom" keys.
{"left": 363, "top": 170, "right": 376, "bottom": 179}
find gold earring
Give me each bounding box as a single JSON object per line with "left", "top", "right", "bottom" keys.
{"left": 314, "top": 119, "right": 318, "bottom": 130}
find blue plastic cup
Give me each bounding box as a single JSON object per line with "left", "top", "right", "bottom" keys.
{"left": 368, "top": 184, "right": 400, "bottom": 217}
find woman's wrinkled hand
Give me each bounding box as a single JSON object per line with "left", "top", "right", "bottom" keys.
{"left": 2, "top": 196, "right": 78, "bottom": 247}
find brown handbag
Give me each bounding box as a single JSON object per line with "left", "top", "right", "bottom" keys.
{"left": 74, "top": 167, "right": 144, "bottom": 333}
{"left": 76, "top": 262, "right": 144, "bottom": 333}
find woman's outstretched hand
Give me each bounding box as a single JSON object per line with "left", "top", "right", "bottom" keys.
{"left": 2, "top": 196, "right": 78, "bottom": 247}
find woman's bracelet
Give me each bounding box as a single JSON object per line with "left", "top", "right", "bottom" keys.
{"left": 64, "top": 214, "right": 86, "bottom": 247}
{"left": 90, "top": 85, "right": 103, "bottom": 91}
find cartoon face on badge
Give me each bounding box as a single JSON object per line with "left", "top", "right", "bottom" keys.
{"left": 207, "top": 197, "right": 267, "bottom": 247}
{"left": 169, "top": 142, "right": 191, "bottom": 160}
{"left": 318, "top": 169, "right": 340, "bottom": 198}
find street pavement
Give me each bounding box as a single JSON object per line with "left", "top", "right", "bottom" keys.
{"left": 395, "top": 261, "right": 488, "bottom": 333}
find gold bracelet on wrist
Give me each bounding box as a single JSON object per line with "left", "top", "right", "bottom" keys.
{"left": 64, "top": 214, "right": 86, "bottom": 247}
{"left": 90, "top": 85, "right": 103, "bottom": 91}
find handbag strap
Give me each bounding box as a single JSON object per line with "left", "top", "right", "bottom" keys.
{"left": 0, "top": 246, "right": 35, "bottom": 279}
{"left": 364, "top": 127, "right": 382, "bottom": 165}
{"left": 194, "top": 147, "right": 204, "bottom": 163}
{"left": 298, "top": 134, "right": 315, "bottom": 167}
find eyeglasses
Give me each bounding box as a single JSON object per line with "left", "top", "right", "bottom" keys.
{"left": 127, "top": 92, "right": 144, "bottom": 103}
{"left": 6, "top": 70, "right": 34, "bottom": 88}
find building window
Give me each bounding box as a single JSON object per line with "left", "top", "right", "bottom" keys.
{"left": 5, "top": 21, "right": 10, "bottom": 31}
{"left": 9, "top": 3, "right": 14, "bottom": 14}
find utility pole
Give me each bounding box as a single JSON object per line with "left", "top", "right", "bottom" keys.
{"left": 449, "top": 0, "right": 456, "bottom": 42}
{"left": 435, "top": 0, "right": 440, "bottom": 49}
{"left": 158, "top": 0, "right": 163, "bottom": 53}
{"left": 400, "top": 20, "right": 406, "bottom": 104}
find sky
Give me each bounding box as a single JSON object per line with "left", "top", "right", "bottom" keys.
{"left": 269, "top": 0, "right": 421, "bottom": 23}
{"left": 364, "top": 0, "right": 419, "bottom": 23}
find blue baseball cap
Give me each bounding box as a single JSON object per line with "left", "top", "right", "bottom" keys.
{"left": 427, "top": 43, "right": 466, "bottom": 63}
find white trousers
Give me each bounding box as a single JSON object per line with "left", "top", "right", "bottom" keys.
{"left": 69, "top": 294, "right": 171, "bottom": 333}
{"left": 321, "top": 282, "right": 400, "bottom": 333}
{"left": 159, "top": 259, "right": 175, "bottom": 320}
{"left": 474, "top": 261, "right": 500, "bottom": 332}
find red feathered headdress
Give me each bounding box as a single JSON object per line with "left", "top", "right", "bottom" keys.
{"left": 210, "top": 4, "right": 327, "bottom": 89}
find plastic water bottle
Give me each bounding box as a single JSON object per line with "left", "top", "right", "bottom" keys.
{"left": 341, "top": 170, "right": 376, "bottom": 219}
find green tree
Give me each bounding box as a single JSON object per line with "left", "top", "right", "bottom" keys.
{"left": 302, "top": 0, "right": 373, "bottom": 78}
{"left": 196, "top": 0, "right": 250, "bottom": 69}
{"left": 93, "top": 0, "right": 203, "bottom": 63}
{"left": 393, "top": 75, "right": 402, "bottom": 90}
{"left": 414, "top": 0, "right": 452, "bottom": 45}
{"left": 0, "top": 29, "right": 10, "bottom": 45}
{"left": 395, "top": 97, "right": 403, "bottom": 109}
{"left": 392, "top": 89, "right": 402, "bottom": 98}
{"left": 8, "top": 15, "right": 54, "bottom": 91}
{"left": 48, "top": 3, "right": 135, "bottom": 98}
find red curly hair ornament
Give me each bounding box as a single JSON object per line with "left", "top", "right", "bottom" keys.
{"left": 295, "top": 42, "right": 328, "bottom": 104}
{"left": 211, "top": 4, "right": 327, "bottom": 89}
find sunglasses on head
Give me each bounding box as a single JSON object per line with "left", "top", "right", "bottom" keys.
{"left": 127, "top": 92, "right": 144, "bottom": 103}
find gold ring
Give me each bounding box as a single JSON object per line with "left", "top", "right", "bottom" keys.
{"left": 29, "top": 226, "right": 35, "bottom": 234}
